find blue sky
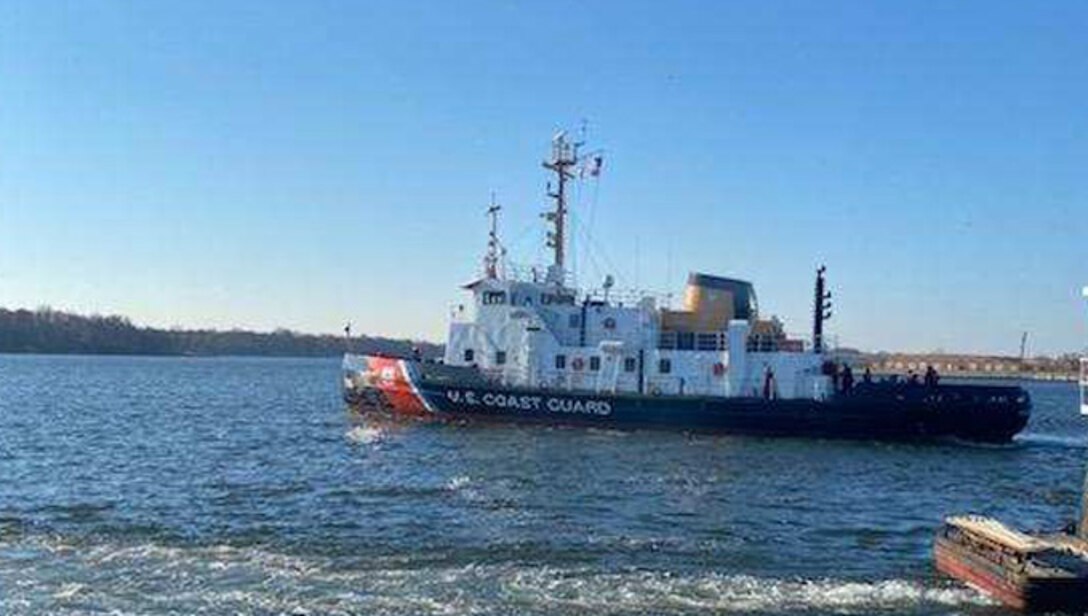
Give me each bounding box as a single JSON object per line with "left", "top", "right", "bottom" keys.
{"left": 1, "top": 1, "right": 1085, "bottom": 354}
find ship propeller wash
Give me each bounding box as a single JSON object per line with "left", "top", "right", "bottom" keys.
{"left": 343, "top": 132, "right": 1030, "bottom": 442}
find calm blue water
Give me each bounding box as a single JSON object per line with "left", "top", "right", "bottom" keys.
{"left": 0, "top": 354, "right": 1084, "bottom": 615}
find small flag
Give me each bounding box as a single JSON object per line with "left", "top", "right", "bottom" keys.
{"left": 580, "top": 155, "right": 603, "bottom": 178}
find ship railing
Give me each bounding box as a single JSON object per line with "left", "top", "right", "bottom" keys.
{"left": 655, "top": 330, "right": 814, "bottom": 353}
{"left": 657, "top": 331, "right": 729, "bottom": 351}
{"left": 747, "top": 331, "right": 811, "bottom": 353}
{"left": 582, "top": 288, "right": 673, "bottom": 309}
{"left": 503, "top": 262, "right": 575, "bottom": 287}
{"left": 530, "top": 370, "right": 727, "bottom": 397}
{"left": 502, "top": 262, "right": 671, "bottom": 308}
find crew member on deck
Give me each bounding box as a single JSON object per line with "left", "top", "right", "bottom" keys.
{"left": 824, "top": 361, "right": 840, "bottom": 392}
{"left": 924, "top": 365, "right": 940, "bottom": 388}
{"left": 763, "top": 366, "right": 776, "bottom": 400}
{"left": 863, "top": 366, "right": 872, "bottom": 384}
{"left": 841, "top": 364, "right": 854, "bottom": 393}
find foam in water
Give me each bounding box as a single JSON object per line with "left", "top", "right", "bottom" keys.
{"left": 0, "top": 534, "right": 994, "bottom": 615}
{"left": 445, "top": 475, "right": 471, "bottom": 491}
{"left": 504, "top": 569, "right": 994, "bottom": 613}
{"left": 1016, "top": 432, "right": 1088, "bottom": 449}
{"left": 51, "top": 583, "right": 85, "bottom": 600}
{"left": 344, "top": 425, "right": 384, "bottom": 445}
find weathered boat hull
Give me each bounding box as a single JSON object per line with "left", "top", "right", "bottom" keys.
{"left": 935, "top": 536, "right": 1030, "bottom": 609}
{"left": 343, "top": 354, "right": 1030, "bottom": 443}
{"left": 935, "top": 535, "right": 1088, "bottom": 611}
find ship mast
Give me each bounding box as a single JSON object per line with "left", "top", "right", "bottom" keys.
{"left": 483, "top": 195, "right": 503, "bottom": 279}
{"left": 542, "top": 132, "right": 581, "bottom": 285}
{"left": 813, "top": 266, "right": 832, "bottom": 354}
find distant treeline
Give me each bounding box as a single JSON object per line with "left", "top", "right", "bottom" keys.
{"left": 0, "top": 307, "right": 441, "bottom": 358}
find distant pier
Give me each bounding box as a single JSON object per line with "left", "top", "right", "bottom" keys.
{"left": 843, "top": 351, "right": 1079, "bottom": 382}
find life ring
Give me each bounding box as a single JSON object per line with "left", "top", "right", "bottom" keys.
{"left": 572, "top": 357, "right": 585, "bottom": 371}
{"left": 712, "top": 362, "right": 726, "bottom": 377}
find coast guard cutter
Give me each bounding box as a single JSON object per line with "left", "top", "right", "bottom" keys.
{"left": 343, "top": 132, "right": 1029, "bottom": 442}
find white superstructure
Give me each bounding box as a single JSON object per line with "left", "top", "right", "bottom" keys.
{"left": 442, "top": 133, "right": 833, "bottom": 401}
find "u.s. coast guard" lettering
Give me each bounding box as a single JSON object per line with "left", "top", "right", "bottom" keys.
{"left": 444, "top": 389, "right": 611, "bottom": 416}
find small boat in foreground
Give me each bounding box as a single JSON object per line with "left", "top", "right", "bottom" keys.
{"left": 935, "top": 516, "right": 1088, "bottom": 611}
{"left": 935, "top": 287, "right": 1088, "bottom": 610}
{"left": 342, "top": 132, "right": 1030, "bottom": 443}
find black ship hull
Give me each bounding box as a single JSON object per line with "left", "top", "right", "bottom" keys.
{"left": 343, "top": 356, "right": 1030, "bottom": 443}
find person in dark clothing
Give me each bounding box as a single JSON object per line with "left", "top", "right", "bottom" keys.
{"left": 841, "top": 364, "right": 854, "bottom": 393}
{"left": 862, "top": 366, "right": 872, "bottom": 384}
{"left": 827, "top": 362, "right": 840, "bottom": 393}
{"left": 908, "top": 370, "right": 920, "bottom": 386}
{"left": 924, "top": 365, "right": 940, "bottom": 388}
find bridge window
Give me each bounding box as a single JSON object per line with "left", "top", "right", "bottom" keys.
{"left": 542, "top": 293, "right": 576, "bottom": 306}
{"left": 624, "top": 357, "right": 637, "bottom": 372}
{"left": 589, "top": 356, "right": 601, "bottom": 371}
{"left": 658, "top": 358, "right": 672, "bottom": 374}
{"left": 496, "top": 350, "right": 507, "bottom": 365}
{"left": 482, "top": 291, "right": 507, "bottom": 305}
{"left": 696, "top": 333, "right": 723, "bottom": 351}
{"left": 555, "top": 354, "right": 566, "bottom": 369}
{"left": 677, "top": 332, "right": 695, "bottom": 350}
{"left": 463, "top": 349, "right": 474, "bottom": 363}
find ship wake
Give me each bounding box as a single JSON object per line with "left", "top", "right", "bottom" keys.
{"left": 0, "top": 533, "right": 995, "bottom": 615}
